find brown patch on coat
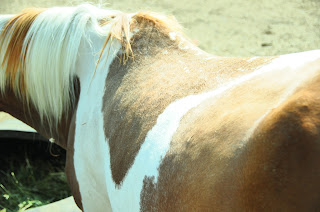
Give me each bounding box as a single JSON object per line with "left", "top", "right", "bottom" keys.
{"left": 0, "top": 8, "right": 45, "bottom": 94}
{"left": 235, "top": 76, "right": 320, "bottom": 211}
{"left": 65, "top": 106, "right": 83, "bottom": 210}
{"left": 102, "top": 17, "right": 275, "bottom": 185}
{"left": 0, "top": 86, "right": 70, "bottom": 148}
{"left": 139, "top": 67, "right": 320, "bottom": 211}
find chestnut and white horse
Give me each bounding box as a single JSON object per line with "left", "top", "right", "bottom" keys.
{"left": 1, "top": 4, "right": 320, "bottom": 211}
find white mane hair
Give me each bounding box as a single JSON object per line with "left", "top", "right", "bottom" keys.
{"left": 0, "top": 4, "right": 121, "bottom": 129}
{"left": 0, "top": 4, "right": 182, "bottom": 131}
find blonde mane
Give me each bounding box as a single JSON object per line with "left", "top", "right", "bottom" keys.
{"left": 0, "top": 4, "right": 182, "bottom": 131}
{"left": 0, "top": 8, "right": 45, "bottom": 94}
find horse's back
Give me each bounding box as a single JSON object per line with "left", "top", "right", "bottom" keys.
{"left": 235, "top": 76, "right": 320, "bottom": 211}
{"left": 139, "top": 52, "right": 320, "bottom": 211}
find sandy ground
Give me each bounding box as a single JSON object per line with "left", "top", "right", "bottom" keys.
{"left": 0, "top": 0, "right": 319, "bottom": 57}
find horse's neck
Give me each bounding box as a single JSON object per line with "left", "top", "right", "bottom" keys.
{"left": 0, "top": 88, "right": 72, "bottom": 148}
{"left": 0, "top": 14, "right": 75, "bottom": 146}
{"left": 0, "top": 11, "right": 98, "bottom": 148}
{"left": 0, "top": 16, "right": 53, "bottom": 141}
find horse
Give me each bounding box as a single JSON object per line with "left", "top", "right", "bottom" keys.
{"left": 1, "top": 4, "right": 320, "bottom": 211}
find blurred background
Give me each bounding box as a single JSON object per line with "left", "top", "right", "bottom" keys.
{"left": 1, "top": 0, "right": 320, "bottom": 56}
{"left": 0, "top": 0, "right": 319, "bottom": 211}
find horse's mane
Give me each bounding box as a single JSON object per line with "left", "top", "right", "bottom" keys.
{"left": 0, "top": 4, "right": 182, "bottom": 131}
{"left": 98, "top": 11, "right": 182, "bottom": 64}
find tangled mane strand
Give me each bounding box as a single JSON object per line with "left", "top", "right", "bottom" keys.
{"left": 97, "top": 11, "right": 183, "bottom": 66}
{"left": 96, "top": 13, "right": 133, "bottom": 71}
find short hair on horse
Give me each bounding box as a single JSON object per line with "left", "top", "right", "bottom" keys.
{"left": 0, "top": 4, "right": 182, "bottom": 131}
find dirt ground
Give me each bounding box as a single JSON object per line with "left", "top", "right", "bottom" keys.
{"left": 1, "top": 0, "right": 319, "bottom": 57}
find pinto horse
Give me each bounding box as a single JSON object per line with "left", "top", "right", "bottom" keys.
{"left": 1, "top": 4, "right": 320, "bottom": 212}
